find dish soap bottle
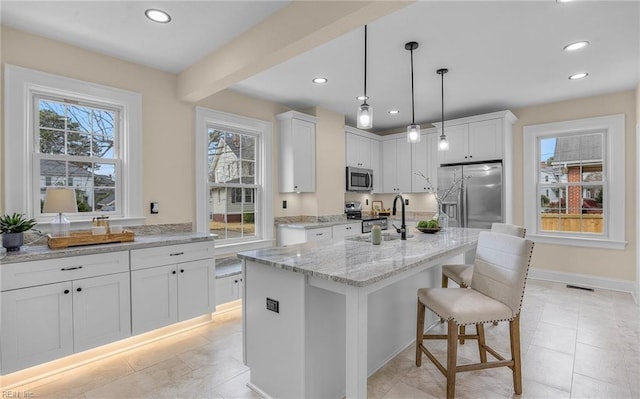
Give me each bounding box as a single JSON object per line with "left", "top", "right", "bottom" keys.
{"left": 371, "top": 225, "right": 382, "bottom": 245}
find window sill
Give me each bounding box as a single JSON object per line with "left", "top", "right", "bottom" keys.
{"left": 528, "top": 234, "right": 627, "bottom": 250}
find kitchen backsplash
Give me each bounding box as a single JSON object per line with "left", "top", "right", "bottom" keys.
{"left": 275, "top": 214, "right": 347, "bottom": 224}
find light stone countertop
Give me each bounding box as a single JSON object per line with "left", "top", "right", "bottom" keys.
{"left": 0, "top": 232, "right": 215, "bottom": 264}
{"left": 238, "top": 227, "right": 484, "bottom": 287}
{"left": 277, "top": 220, "right": 362, "bottom": 230}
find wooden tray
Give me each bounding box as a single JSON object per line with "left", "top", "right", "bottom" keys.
{"left": 47, "top": 230, "right": 135, "bottom": 249}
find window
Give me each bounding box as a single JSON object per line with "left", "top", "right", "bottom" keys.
{"left": 4, "top": 65, "right": 143, "bottom": 224}
{"left": 195, "top": 107, "right": 273, "bottom": 250}
{"left": 523, "top": 114, "right": 626, "bottom": 249}
{"left": 205, "top": 128, "right": 258, "bottom": 241}
{"left": 36, "top": 96, "right": 119, "bottom": 215}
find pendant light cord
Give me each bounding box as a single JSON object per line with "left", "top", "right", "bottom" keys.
{"left": 440, "top": 69, "right": 444, "bottom": 132}
{"left": 437, "top": 68, "right": 448, "bottom": 137}
{"left": 410, "top": 47, "right": 415, "bottom": 124}
{"left": 363, "top": 25, "right": 367, "bottom": 103}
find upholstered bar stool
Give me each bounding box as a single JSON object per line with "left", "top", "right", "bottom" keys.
{"left": 441, "top": 223, "right": 526, "bottom": 342}
{"left": 416, "top": 231, "right": 534, "bottom": 399}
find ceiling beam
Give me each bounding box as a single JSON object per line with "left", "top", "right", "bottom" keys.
{"left": 177, "top": 0, "right": 412, "bottom": 103}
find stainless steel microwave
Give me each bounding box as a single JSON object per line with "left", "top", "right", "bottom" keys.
{"left": 346, "top": 166, "right": 373, "bottom": 192}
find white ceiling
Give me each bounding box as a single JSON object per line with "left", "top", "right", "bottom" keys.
{"left": 2, "top": 1, "right": 638, "bottom": 133}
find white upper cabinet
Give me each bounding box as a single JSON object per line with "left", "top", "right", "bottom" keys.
{"left": 277, "top": 111, "right": 318, "bottom": 193}
{"left": 381, "top": 138, "right": 412, "bottom": 193}
{"left": 435, "top": 111, "right": 516, "bottom": 165}
{"left": 346, "top": 132, "right": 372, "bottom": 169}
{"left": 411, "top": 132, "right": 438, "bottom": 193}
{"left": 345, "top": 126, "right": 380, "bottom": 192}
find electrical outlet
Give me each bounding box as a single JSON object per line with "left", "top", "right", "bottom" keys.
{"left": 150, "top": 202, "right": 159, "bottom": 214}
{"left": 365, "top": 199, "right": 369, "bottom": 205}
{"left": 266, "top": 297, "right": 279, "bottom": 313}
{"left": 282, "top": 200, "right": 287, "bottom": 209}
{"left": 404, "top": 199, "right": 409, "bottom": 206}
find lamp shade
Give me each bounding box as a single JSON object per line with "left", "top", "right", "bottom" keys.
{"left": 43, "top": 188, "right": 78, "bottom": 214}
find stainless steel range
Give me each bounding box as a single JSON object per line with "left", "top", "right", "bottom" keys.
{"left": 344, "top": 202, "right": 388, "bottom": 233}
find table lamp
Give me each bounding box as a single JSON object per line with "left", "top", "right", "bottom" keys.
{"left": 43, "top": 187, "right": 78, "bottom": 237}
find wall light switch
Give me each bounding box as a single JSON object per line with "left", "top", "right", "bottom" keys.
{"left": 365, "top": 199, "right": 369, "bottom": 205}
{"left": 150, "top": 202, "right": 159, "bottom": 214}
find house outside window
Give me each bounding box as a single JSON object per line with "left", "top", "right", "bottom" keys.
{"left": 4, "top": 65, "right": 143, "bottom": 223}
{"left": 523, "top": 114, "right": 625, "bottom": 249}
{"left": 195, "top": 106, "right": 273, "bottom": 250}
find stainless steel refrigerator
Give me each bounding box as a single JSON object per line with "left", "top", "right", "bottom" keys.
{"left": 437, "top": 162, "right": 503, "bottom": 229}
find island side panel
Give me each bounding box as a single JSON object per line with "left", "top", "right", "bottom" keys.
{"left": 244, "top": 260, "right": 307, "bottom": 398}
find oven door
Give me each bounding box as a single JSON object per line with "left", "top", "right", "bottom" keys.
{"left": 346, "top": 167, "right": 373, "bottom": 191}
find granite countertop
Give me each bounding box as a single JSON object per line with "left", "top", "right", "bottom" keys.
{"left": 0, "top": 232, "right": 215, "bottom": 264}
{"left": 277, "top": 220, "right": 362, "bottom": 230}
{"left": 238, "top": 227, "right": 483, "bottom": 287}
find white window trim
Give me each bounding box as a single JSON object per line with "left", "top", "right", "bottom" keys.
{"left": 194, "top": 107, "right": 273, "bottom": 251}
{"left": 4, "top": 64, "right": 143, "bottom": 225}
{"left": 523, "top": 114, "right": 626, "bottom": 249}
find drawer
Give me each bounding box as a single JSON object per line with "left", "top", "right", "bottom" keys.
{"left": 305, "top": 227, "right": 332, "bottom": 242}
{"left": 130, "top": 241, "right": 214, "bottom": 271}
{"left": 1, "top": 251, "right": 129, "bottom": 291}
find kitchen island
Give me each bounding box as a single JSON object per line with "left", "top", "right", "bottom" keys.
{"left": 238, "top": 227, "right": 483, "bottom": 399}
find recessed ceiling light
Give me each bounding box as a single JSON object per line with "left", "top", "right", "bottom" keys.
{"left": 145, "top": 9, "right": 171, "bottom": 23}
{"left": 388, "top": 110, "right": 400, "bottom": 115}
{"left": 569, "top": 72, "right": 588, "bottom": 80}
{"left": 312, "top": 77, "right": 328, "bottom": 84}
{"left": 556, "top": 0, "right": 572, "bottom": 3}
{"left": 356, "top": 95, "right": 369, "bottom": 101}
{"left": 563, "top": 41, "right": 589, "bottom": 51}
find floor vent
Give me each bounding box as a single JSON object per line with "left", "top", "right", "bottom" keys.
{"left": 566, "top": 284, "right": 594, "bottom": 292}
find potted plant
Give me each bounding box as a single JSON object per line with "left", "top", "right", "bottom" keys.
{"left": 1, "top": 213, "right": 37, "bottom": 252}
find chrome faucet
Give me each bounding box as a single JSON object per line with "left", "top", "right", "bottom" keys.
{"left": 392, "top": 194, "right": 407, "bottom": 240}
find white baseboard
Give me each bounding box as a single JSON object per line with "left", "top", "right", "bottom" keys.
{"left": 528, "top": 268, "right": 638, "bottom": 304}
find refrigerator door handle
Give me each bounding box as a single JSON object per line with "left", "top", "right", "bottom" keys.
{"left": 462, "top": 184, "right": 468, "bottom": 227}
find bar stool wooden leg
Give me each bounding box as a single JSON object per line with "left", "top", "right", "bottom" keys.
{"left": 416, "top": 299, "right": 426, "bottom": 367}
{"left": 446, "top": 319, "right": 458, "bottom": 399}
{"left": 459, "top": 325, "right": 466, "bottom": 344}
{"left": 510, "top": 315, "right": 523, "bottom": 394}
{"left": 476, "top": 323, "right": 487, "bottom": 363}
{"left": 440, "top": 275, "right": 448, "bottom": 323}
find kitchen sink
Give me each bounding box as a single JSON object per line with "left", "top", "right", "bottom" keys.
{"left": 348, "top": 233, "right": 414, "bottom": 242}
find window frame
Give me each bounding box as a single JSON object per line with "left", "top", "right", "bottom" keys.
{"left": 4, "top": 65, "right": 143, "bottom": 225}
{"left": 33, "top": 94, "right": 122, "bottom": 218}
{"left": 195, "top": 107, "right": 273, "bottom": 253}
{"left": 523, "top": 114, "right": 626, "bottom": 249}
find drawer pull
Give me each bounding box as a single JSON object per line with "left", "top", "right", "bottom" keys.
{"left": 316, "top": 233, "right": 324, "bottom": 236}
{"left": 61, "top": 266, "right": 83, "bottom": 271}
{"left": 172, "top": 270, "right": 177, "bottom": 275}
{"left": 180, "top": 269, "right": 185, "bottom": 273}
{"left": 64, "top": 289, "right": 70, "bottom": 294}
{"left": 169, "top": 252, "right": 185, "bottom": 256}
{"left": 76, "top": 287, "right": 82, "bottom": 292}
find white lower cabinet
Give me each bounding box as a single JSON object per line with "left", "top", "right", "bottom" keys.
{"left": 215, "top": 274, "right": 243, "bottom": 306}
{"left": 331, "top": 223, "right": 361, "bottom": 241}
{"left": 0, "top": 252, "right": 131, "bottom": 375}
{"left": 130, "top": 242, "right": 216, "bottom": 335}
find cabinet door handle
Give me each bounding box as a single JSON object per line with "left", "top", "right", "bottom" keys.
{"left": 180, "top": 269, "right": 185, "bottom": 273}
{"left": 316, "top": 233, "right": 324, "bottom": 236}
{"left": 64, "top": 289, "right": 70, "bottom": 294}
{"left": 76, "top": 287, "right": 82, "bottom": 292}
{"left": 234, "top": 280, "right": 238, "bottom": 283}
{"left": 172, "top": 270, "right": 177, "bottom": 275}
{"left": 169, "top": 252, "right": 184, "bottom": 256}
{"left": 61, "top": 266, "right": 83, "bottom": 271}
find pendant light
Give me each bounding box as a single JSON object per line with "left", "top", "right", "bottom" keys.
{"left": 357, "top": 25, "right": 372, "bottom": 129}
{"left": 437, "top": 68, "right": 449, "bottom": 151}
{"left": 405, "top": 42, "right": 420, "bottom": 143}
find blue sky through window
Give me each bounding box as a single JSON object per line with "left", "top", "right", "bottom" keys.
{"left": 540, "top": 138, "right": 556, "bottom": 163}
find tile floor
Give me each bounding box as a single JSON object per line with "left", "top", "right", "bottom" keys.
{"left": 6, "top": 279, "right": 640, "bottom": 399}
